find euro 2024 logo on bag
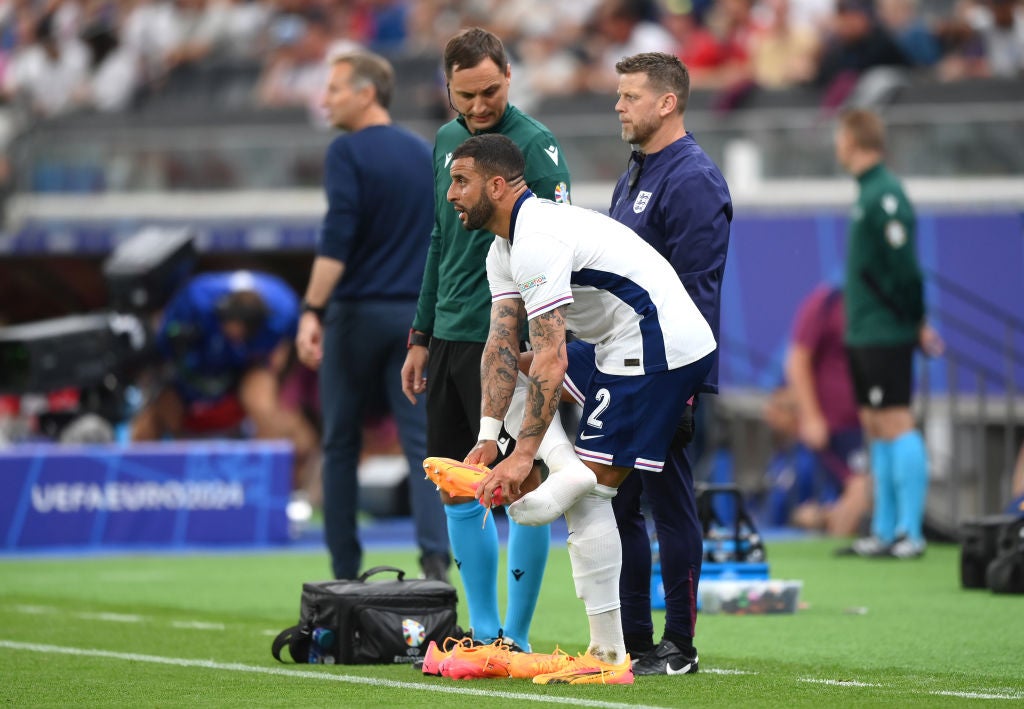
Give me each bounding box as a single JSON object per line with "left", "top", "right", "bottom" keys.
{"left": 402, "top": 618, "right": 425, "bottom": 647}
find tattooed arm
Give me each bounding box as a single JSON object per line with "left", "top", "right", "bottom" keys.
{"left": 480, "top": 297, "right": 525, "bottom": 421}
{"left": 464, "top": 298, "right": 524, "bottom": 470}
{"left": 474, "top": 305, "right": 568, "bottom": 505}
{"left": 516, "top": 306, "right": 568, "bottom": 461}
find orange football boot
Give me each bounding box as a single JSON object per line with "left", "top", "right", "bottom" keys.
{"left": 422, "top": 457, "right": 503, "bottom": 504}
{"left": 509, "top": 647, "right": 576, "bottom": 679}
{"left": 532, "top": 652, "right": 634, "bottom": 685}
{"left": 439, "top": 639, "right": 513, "bottom": 680}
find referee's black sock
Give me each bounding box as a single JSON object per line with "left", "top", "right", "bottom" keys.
{"left": 624, "top": 631, "right": 655, "bottom": 657}
{"left": 662, "top": 630, "right": 697, "bottom": 658}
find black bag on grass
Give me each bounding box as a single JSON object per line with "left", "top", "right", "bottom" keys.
{"left": 959, "top": 514, "right": 1018, "bottom": 589}
{"left": 986, "top": 518, "right": 1024, "bottom": 595}
{"left": 272, "top": 565, "right": 459, "bottom": 665}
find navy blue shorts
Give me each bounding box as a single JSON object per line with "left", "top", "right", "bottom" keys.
{"left": 563, "top": 340, "right": 712, "bottom": 472}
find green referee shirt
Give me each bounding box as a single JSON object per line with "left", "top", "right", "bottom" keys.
{"left": 843, "top": 163, "right": 924, "bottom": 347}
{"left": 412, "top": 104, "right": 572, "bottom": 342}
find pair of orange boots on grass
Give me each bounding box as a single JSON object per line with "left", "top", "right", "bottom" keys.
{"left": 421, "top": 458, "right": 633, "bottom": 686}
{"left": 420, "top": 636, "right": 633, "bottom": 685}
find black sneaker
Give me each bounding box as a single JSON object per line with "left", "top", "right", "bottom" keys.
{"left": 631, "top": 639, "right": 698, "bottom": 676}
{"left": 420, "top": 554, "right": 450, "bottom": 583}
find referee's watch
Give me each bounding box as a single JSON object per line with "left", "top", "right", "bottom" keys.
{"left": 407, "top": 329, "right": 431, "bottom": 349}
{"left": 301, "top": 299, "right": 326, "bottom": 323}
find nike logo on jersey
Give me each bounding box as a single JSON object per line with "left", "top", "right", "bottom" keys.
{"left": 544, "top": 146, "right": 559, "bottom": 165}
{"left": 444, "top": 152, "right": 453, "bottom": 167}
{"left": 579, "top": 431, "right": 604, "bottom": 441}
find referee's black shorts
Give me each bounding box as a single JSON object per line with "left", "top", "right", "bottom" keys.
{"left": 425, "top": 338, "right": 518, "bottom": 463}
{"left": 845, "top": 343, "right": 916, "bottom": 408}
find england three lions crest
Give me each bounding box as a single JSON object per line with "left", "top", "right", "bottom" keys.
{"left": 633, "top": 190, "right": 652, "bottom": 213}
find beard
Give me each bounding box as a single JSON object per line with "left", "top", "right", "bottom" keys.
{"left": 621, "top": 113, "right": 658, "bottom": 146}
{"left": 461, "top": 194, "right": 496, "bottom": 231}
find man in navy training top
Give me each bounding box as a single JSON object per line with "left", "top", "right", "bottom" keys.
{"left": 295, "top": 51, "right": 449, "bottom": 582}
{"left": 607, "top": 52, "right": 732, "bottom": 676}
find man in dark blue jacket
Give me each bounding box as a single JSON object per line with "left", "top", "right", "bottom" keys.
{"left": 608, "top": 52, "right": 732, "bottom": 676}
{"left": 295, "top": 50, "right": 448, "bottom": 581}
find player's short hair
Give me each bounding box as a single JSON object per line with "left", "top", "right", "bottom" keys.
{"left": 443, "top": 27, "right": 508, "bottom": 78}
{"left": 615, "top": 52, "right": 691, "bottom": 115}
{"left": 331, "top": 51, "right": 394, "bottom": 109}
{"left": 839, "top": 108, "right": 886, "bottom": 153}
{"left": 215, "top": 289, "right": 268, "bottom": 336}
{"left": 451, "top": 134, "right": 525, "bottom": 183}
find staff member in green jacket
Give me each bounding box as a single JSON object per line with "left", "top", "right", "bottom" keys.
{"left": 835, "top": 108, "right": 943, "bottom": 560}
{"left": 401, "top": 27, "right": 571, "bottom": 652}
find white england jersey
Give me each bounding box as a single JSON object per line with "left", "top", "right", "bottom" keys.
{"left": 486, "top": 195, "right": 716, "bottom": 376}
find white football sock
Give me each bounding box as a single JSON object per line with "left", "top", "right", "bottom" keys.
{"left": 507, "top": 447, "right": 596, "bottom": 526}
{"left": 563, "top": 484, "right": 626, "bottom": 665}
{"left": 503, "top": 375, "right": 596, "bottom": 526}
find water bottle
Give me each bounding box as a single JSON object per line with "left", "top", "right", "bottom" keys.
{"left": 308, "top": 627, "right": 336, "bottom": 664}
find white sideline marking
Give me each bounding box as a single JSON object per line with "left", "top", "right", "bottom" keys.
{"left": 171, "top": 621, "right": 225, "bottom": 631}
{"left": 799, "top": 678, "right": 883, "bottom": 688}
{"left": 933, "top": 691, "right": 1024, "bottom": 701}
{"left": 10, "top": 604, "right": 227, "bottom": 633}
{"left": 702, "top": 668, "right": 757, "bottom": 676}
{"left": 0, "top": 640, "right": 670, "bottom": 709}
{"left": 800, "top": 678, "right": 1022, "bottom": 700}
{"left": 12, "top": 605, "right": 53, "bottom": 615}
{"left": 76, "top": 612, "right": 143, "bottom": 623}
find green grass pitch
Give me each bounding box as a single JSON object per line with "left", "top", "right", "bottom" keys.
{"left": 2, "top": 538, "right": 1022, "bottom": 707}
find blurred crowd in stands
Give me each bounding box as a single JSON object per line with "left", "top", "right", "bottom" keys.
{"left": 0, "top": 0, "right": 1020, "bottom": 123}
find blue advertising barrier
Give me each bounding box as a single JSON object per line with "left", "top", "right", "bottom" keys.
{"left": 5, "top": 206, "right": 1022, "bottom": 392}
{"left": 720, "top": 209, "right": 1024, "bottom": 393}
{"left": 0, "top": 440, "right": 292, "bottom": 551}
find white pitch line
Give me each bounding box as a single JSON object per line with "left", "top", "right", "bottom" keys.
{"left": 10, "top": 604, "right": 227, "bottom": 633}
{"left": 798, "top": 678, "right": 883, "bottom": 688}
{"left": 799, "top": 677, "right": 1022, "bottom": 701}
{"left": 932, "top": 691, "right": 1023, "bottom": 701}
{"left": 0, "top": 640, "right": 670, "bottom": 709}
{"left": 11, "top": 605, "right": 54, "bottom": 615}
{"left": 702, "top": 668, "right": 757, "bottom": 676}
{"left": 76, "top": 612, "right": 144, "bottom": 623}
{"left": 170, "top": 621, "right": 225, "bottom": 631}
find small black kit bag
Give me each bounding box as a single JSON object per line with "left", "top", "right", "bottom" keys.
{"left": 985, "top": 517, "right": 1024, "bottom": 594}
{"left": 959, "top": 514, "right": 1019, "bottom": 589}
{"left": 272, "top": 566, "right": 459, "bottom": 665}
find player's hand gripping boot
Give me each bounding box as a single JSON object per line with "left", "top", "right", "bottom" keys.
{"left": 423, "top": 457, "right": 504, "bottom": 505}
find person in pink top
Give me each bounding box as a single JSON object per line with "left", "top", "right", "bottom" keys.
{"left": 785, "top": 283, "right": 871, "bottom": 536}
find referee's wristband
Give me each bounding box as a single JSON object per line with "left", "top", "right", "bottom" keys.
{"left": 407, "top": 329, "right": 431, "bottom": 349}
{"left": 478, "top": 416, "right": 503, "bottom": 441}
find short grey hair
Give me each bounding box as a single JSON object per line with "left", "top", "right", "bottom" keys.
{"left": 331, "top": 51, "right": 395, "bottom": 109}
